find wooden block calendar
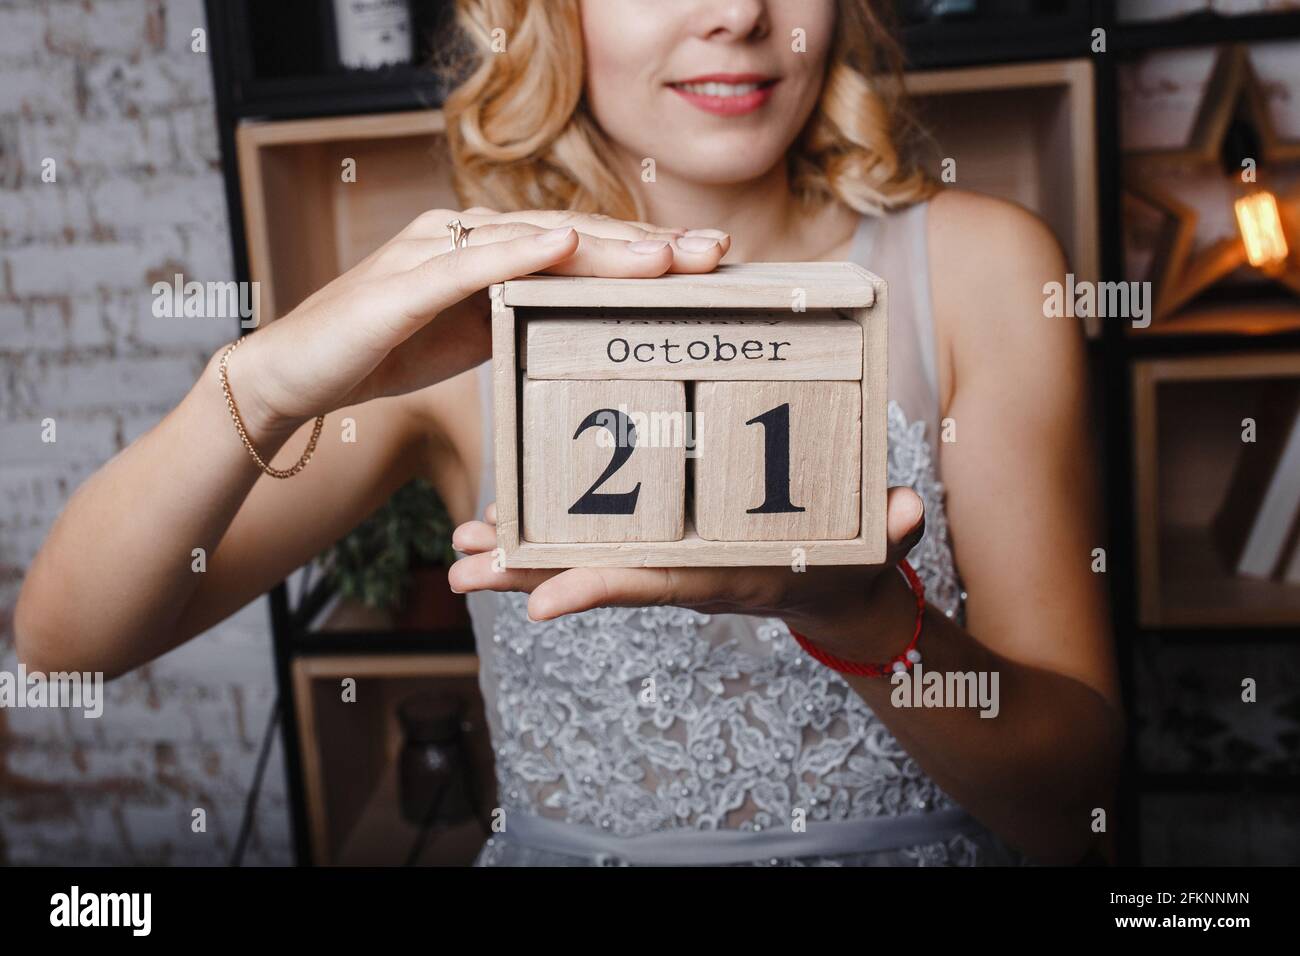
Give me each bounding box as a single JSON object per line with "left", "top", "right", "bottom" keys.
{"left": 522, "top": 378, "right": 686, "bottom": 543}
{"left": 490, "top": 262, "right": 887, "bottom": 568}
{"left": 693, "top": 380, "right": 862, "bottom": 542}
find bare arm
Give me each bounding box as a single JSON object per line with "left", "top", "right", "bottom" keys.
{"left": 15, "top": 209, "right": 728, "bottom": 677}
{"left": 808, "top": 193, "right": 1121, "bottom": 861}
{"left": 13, "top": 351, "right": 430, "bottom": 677}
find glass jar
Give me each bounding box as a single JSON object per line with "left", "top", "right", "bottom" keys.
{"left": 396, "top": 692, "right": 474, "bottom": 828}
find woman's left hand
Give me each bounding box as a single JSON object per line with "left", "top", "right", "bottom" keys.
{"left": 448, "top": 486, "right": 928, "bottom": 665}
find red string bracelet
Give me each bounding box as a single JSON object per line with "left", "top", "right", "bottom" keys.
{"left": 789, "top": 559, "right": 926, "bottom": 678}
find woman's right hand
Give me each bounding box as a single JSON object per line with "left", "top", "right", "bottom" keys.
{"left": 225, "top": 208, "right": 730, "bottom": 440}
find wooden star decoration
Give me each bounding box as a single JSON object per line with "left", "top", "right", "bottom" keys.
{"left": 1125, "top": 44, "right": 1300, "bottom": 323}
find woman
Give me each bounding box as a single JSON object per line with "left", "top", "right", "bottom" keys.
{"left": 15, "top": 0, "right": 1121, "bottom": 866}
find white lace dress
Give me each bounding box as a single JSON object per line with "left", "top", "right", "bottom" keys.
{"left": 466, "top": 203, "right": 1023, "bottom": 866}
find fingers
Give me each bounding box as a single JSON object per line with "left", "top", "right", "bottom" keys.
{"left": 470, "top": 215, "right": 733, "bottom": 264}
{"left": 526, "top": 567, "right": 670, "bottom": 621}
{"left": 539, "top": 232, "right": 726, "bottom": 276}
{"left": 379, "top": 221, "right": 549, "bottom": 270}
{"left": 396, "top": 209, "right": 730, "bottom": 272}
{"left": 448, "top": 524, "right": 770, "bottom": 621}
{"left": 387, "top": 230, "right": 730, "bottom": 337}
{"left": 445, "top": 509, "right": 752, "bottom": 622}
{"left": 454, "top": 209, "right": 685, "bottom": 243}
{"left": 384, "top": 228, "right": 581, "bottom": 336}
{"left": 885, "top": 486, "right": 926, "bottom": 563}
{"left": 541, "top": 233, "right": 678, "bottom": 277}
{"left": 435, "top": 224, "right": 723, "bottom": 277}
{"left": 401, "top": 208, "right": 675, "bottom": 243}
{"left": 447, "top": 515, "right": 689, "bottom": 621}
{"left": 451, "top": 519, "right": 497, "bottom": 555}
{"left": 665, "top": 234, "right": 728, "bottom": 274}
{"left": 447, "top": 549, "right": 560, "bottom": 597}
{"left": 446, "top": 556, "right": 716, "bottom": 623}
{"left": 447, "top": 515, "right": 558, "bottom": 597}
{"left": 526, "top": 565, "right": 757, "bottom": 621}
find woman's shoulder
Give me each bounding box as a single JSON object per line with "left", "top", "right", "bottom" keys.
{"left": 919, "top": 188, "right": 1076, "bottom": 409}
{"left": 922, "top": 187, "right": 1068, "bottom": 321}
{"left": 923, "top": 188, "right": 1065, "bottom": 271}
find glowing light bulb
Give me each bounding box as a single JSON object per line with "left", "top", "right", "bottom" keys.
{"left": 1233, "top": 190, "right": 1289, "bottom": 270}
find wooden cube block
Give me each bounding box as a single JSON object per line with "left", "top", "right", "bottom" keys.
{"left": 693, "top": 381, "right": 861, "bottom": 541}
{"left": 522, "top": 379, "right": 686, "bottom": 543}
{"left": 490, "top": 263, "right": 886, "bottom": 567}
{"left": 525, "top": 311, "right": 862, "bottom": 381}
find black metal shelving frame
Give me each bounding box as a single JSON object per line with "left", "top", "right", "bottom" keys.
{"left": 204, "top": 0, "right": 1300, "bottom": 866}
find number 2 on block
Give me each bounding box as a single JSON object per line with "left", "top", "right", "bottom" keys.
{"left": 568, "top": 408, "right": 641, "bottom": 515}
{"left": 521, "top": 379, "right": 684, "bottom": 543}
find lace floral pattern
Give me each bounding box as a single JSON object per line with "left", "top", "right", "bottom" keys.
{"left": 477, "top": 401, "right": 999, "bottom": 865}
{"left": 473, "top": 830, "right": 1004, "bottom": 867}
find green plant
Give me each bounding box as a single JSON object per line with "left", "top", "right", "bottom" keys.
{"left": 317, "top": 478, "right": 457, "bottom": 611}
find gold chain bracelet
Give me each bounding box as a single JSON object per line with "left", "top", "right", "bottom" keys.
{"left": 218, "top": 338, "right": 325, "bottom": 479}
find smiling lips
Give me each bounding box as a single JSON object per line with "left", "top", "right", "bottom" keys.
{"left": 668, "top": 73, "right": 779, "bottom": 116}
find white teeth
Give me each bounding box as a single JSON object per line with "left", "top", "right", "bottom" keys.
{"left": 677, "top": 81, "right": 762, "bottom": 97}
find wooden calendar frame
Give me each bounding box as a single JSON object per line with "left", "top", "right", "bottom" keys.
{"left": 489, "top": 263, "right": 888, "bottom": 568}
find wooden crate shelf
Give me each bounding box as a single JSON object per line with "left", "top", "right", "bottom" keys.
{"left": 290, "top": 653, "right": 495, "bottom": 866}
{"left": 906, "top": 59, "right": 1101, "bottom": 336}
{"left": 236, "top": 110, "right": 457, "bottom": 322}
{"left": 1133, "top": 351, "right": 1300, "bottom": 628}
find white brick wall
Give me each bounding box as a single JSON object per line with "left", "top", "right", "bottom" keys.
{"left": 0, "top": 0, "right": 290, "bottom": 865}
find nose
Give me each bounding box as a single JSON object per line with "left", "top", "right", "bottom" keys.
{"left": 694, "top": 0, "right": 770, "bottom": 41}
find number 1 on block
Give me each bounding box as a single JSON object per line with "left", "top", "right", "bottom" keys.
{"left": 693, "top": 381, "right": 861, "bottom": 541}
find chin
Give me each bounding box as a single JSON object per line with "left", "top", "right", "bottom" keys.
{"left": 657, "top": 142, "right": 790, "bottom": 187}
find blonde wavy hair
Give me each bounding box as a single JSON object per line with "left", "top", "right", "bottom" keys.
{"left": 440, "top": 0, "right": 934, "bottom": 220}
